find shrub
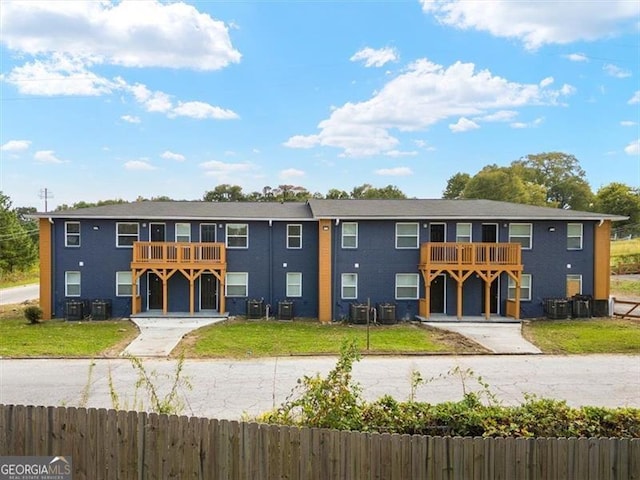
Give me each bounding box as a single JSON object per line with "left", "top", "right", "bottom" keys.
{"left": 24, "top": 305, "right": 43, "bottom": 324}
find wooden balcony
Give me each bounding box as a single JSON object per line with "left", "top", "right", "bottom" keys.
{"left": 131, "top": 242, "right": 226, "bottom": 269}
{"left": 420, "top": 242, "right": 521, "bottom": 269}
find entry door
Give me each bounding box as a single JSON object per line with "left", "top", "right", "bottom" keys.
{"left": 430, "top": 223, "right": 446, "bottom": 243}
{"left": 430, "top": 275, "right": 446, "bottom": 313}
{"left": 200, "top": 224, "right": 217, "bottom": 242}
{"left": 200, "top": 274, "right": 217, "bottom": 310}
{"left": 150, "top": 223, "right": 166, "bottom": 241}
{"left": 481, "top": 279, "right": 499, "bottom": 314}
{"left": 481, "top": 224, "right": 498, "bottom": 243}
{"left": 148, "top": 273, "right": 163, "bottom": 310}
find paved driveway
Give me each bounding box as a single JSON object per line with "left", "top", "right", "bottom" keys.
{"left": 0, "top": 283, "right": 38, "bottom": 305}
{"left": 0, "top": 355, "right": 637, "bottom": 420}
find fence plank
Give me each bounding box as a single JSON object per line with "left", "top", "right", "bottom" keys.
{"left": 630, "top": 439, "right": 640, "bottom": 480}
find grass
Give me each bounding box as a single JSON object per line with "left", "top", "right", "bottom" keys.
{"left": 177, "top": 318, "right": 485, "bottom": 358}
{"left": 0, "top": 266, "right": 39, "bottom": 288}
{"left": 523, "top": 319, "right": 640, "bottom": 354}
{"left": 611, "top": 278, "right": 640, "bottom": 298}
{"left": 611, "top": 238, "right": 640, "bottom": 257}
{"left": 0, "top": 306, "right": 138, "bottom": 357}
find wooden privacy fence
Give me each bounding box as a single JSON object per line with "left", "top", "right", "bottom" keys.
{"left": 1, "top": 404, "right": 638, "bottom": 480}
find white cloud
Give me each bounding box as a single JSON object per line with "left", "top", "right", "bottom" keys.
{"left": 565, "top": 53, "right": 589, "bottom": 62}
{"left": 0, "top": 0, "right": 241, "bottom": 70}
{"left": 449, "top": 117, "right": 480, "bottom": 133}
{"left": 621, "top": 120, "right": 637, "bottom": 127}
{"left": 160, "top": 151, "right": 186, "bottom": 162}
{"left": 539, "top": 77, "right": 554, "bottom": 88}
{"left": 510, "top": 117, "right": 544, "bottom": 129}
{"left": 170, "top": 101, "right": 239, "bottom": 120}
{"left": 350, "top": 47, "right": 398, "bottom": 67}
{"left": 279, "top": 168, "right": 305, "bottom": 179}
{"left": 1, "top": 140, "right": 31, "bottom": 152}
{"left": 199, "top": 160, "right": 254, "bottom": 181}
{"left": 629, "top": 91, "right": 640, "bottom": 104}
{"left": 124, "top": 160, "right": 156, "bottom": 171}
{"left": 385, "top": 150, "right": 418, "bottom": 157}
{"left": 285, "top": 58, "right": 573, "bottom": 156}
{"left": 420, "top": 0, "right": 638, "bottom": 50}
{"left": 604, "top": 64, "right": 632, "bottom": 78}
{"left": 625, "top": 139, "right": 640, "bottom": 155}
{"left": 128, "top": 83, "right": 173, "bottom": 113}
{"left": 34, "top": 150, "right": 66, "bottom": 163}
{"left": 375, "top": 167, "right": 413, "bottom": 176}
{"left": 121, "top": 115, "right": 140, "bottom": 124}
{"left": 475, "top": 110, "right": 518, "bottom": 122}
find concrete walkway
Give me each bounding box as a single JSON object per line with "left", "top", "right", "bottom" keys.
{"left": 124, "top": 316, "right": 227, "bottom": 357}
{"left": 424, "top": 321, "right": 542, "bottom": 354}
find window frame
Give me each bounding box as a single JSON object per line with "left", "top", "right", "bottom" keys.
{"left": 286, "top": 272, "right": 303, "bottom": 297}
{"left": 225, "top": 272, "right": 248, "bottom": 297}
{"left": 395, "top": 222, "right": 419, "bottom": 249}
{"left": 567, "top": 223, "right": 583, "bottom": 250}
{"left": 341, "top": 222, "right": 358, "bottom": 249}
{"left": 65, "top": 221, "right": 81, "bottom": 247}
{"left": 116, "top": 222, "right": 139, "bottom": 248}
{"left": 395, "top": 273, "right": 419, "bottom": 300}
{"left": 508, "top": 274, "right": 531, "bottom": 301}
{"left": 175, "top": 223, "right": 191, "bottom": 243}
{"left": 508, "top": 223, "right": 533, "bottom": 250}
{"left": 287, "top": 224, "right": 302, "bottom": 249}
{"left": 341, "top": 273, "right": 358, "bottom": 299}
{"left": 567, "top": 274, "right": 583, "bottom": 296}
{"left": 456, "top": 223, "right": 472, "bottom": 243}
{"left": 65, "top": 271, "right": 81, "bottom": 297}
{"left": 116, "top": 271, "right": 138, "bottom": 297}
{"left": 226, "top": 223, "right": 249, "bottom": 249}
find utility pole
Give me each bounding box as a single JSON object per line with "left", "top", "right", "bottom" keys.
{"left": 39, "top": 188, "right": 54, "bottom": 212}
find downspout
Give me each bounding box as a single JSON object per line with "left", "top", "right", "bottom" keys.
{"left": 333, "top": 218, "right": 339, "bottom": 321}
{"left": 269, "top": 219, "right": 273, "bottom": 308}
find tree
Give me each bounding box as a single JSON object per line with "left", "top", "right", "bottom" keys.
{"left": 442, "top": 172, "right": 471, "bottom": 199}
{"left": 594, "top": 182, "right": 640, "bottom": 235}
{"left": 0, "top": 192, "right": 38, "bottom": 273}
{"left": 326, "top": 189, "right": 349, "bottom": 199}
{"left": 514, "top": 152, "right": 594, "bottom": 210}
{"left": 350, "top": 183, "right": 407, "bottom": 199}
{"left": 203, "top": 184, "right": 246, "bottom": 202}
{"left": 463, "top": 166, "right": 547, "bottom": 205}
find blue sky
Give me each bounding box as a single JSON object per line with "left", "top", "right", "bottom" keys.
{"left": 1, "top": 0, "right": 639, "bottom": 210}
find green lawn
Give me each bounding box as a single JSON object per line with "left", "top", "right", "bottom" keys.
{"left": 178, "top": 318, "right": 484, "bottom": 357}
{"left": 523, "top": 319, "right": 640, "bottom": 354}
{"left": 0, "top": 318, "right": 139, "bottom": 357}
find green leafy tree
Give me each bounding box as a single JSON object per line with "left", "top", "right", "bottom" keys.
{"left": 350, "top": 183, "right": 407, "bottom": 199}
{"left": 326, "top": 189, "right": 349, "bottom": 199}
{"left": 463, "top": 166, "right": 547, "bottom": 205}
{"left": 514, "top": 152, "right": 594, "bottom": 210}
{"left": 594, "top": 182, "right": 640, "bottom": 234}
{"left": 203, "top": 184, "right": 246, "bottom": 202}
{"left": 0, "top": 192, "right": 38, "bottom": 273}
{"left": 442, "top": 172, "right": 471, "bottom": 199}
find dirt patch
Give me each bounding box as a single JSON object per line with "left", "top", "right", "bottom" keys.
{"left": 0, "top": 300, "right": 39, "bottom": 320}
{"left": 418, "top": 324, "right": 490, "bottom": 354}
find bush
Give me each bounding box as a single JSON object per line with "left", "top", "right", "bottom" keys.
{"left": 24, "top": 306, "right": 43, "bottom": 324}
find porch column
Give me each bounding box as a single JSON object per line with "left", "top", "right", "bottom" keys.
{"left": 189, "top": 277, "right": 195, "bottom": 314}
{"left": 515, "top": 271, "right": 521, "bottom": 320}
{"left": 456, "top": 280, "right": 463, "bottom": 320}
{"left": 484, "top": 279, "right": 491, "bottom": 320}
{"left": 219, "top": 272, "right": 226, "bottom": 314}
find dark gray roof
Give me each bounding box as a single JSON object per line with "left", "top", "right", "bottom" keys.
{"left": 307, "top": 199, "right": 628, "bottom": 221}
{"left": 37, "top": 201, "right": 315, "bottom": 221}
{"left": 35, "top": 199, "right": 628, "bottom": 222}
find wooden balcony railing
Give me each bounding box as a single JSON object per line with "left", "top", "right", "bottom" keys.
{"left": 420, "top": 242, "right": 521, "bottom": 268}
{"left": 131, "top": 242, "right": 226, "bottom": 267}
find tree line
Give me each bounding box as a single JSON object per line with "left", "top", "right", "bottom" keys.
{"left": 1, "top": 151, "right": 638, "bottom": 276}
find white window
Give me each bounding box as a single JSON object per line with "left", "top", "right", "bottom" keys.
{"left": 65, "top": 271, "right": 81, "bottom": 297}
{"left": 116, "top": 222, "right": 139, "bottom": 247}
{"left": 175, "top": 223, "right": 191, "bottom": 243}
{"left": 342, "top": 222, "right": 358, "bottom": 249}
{"left": 456, "top": 223, "right": 472, "bottom": 243}
{"left": 396, "top": 223, "right": 419, "bottom": 249}
{"left": 396, "top": 273, "right": 419, "bottom": 299}
{"left": 567, "top": 274, "right": 582, "bottom": 297}
{"left": 65, "top": 222, "right": 81, "bottom": 247}
{"left": 226, "top": 224, "right": 248, "bottom": 248}
{"left": 508, "top": 223, "right": 532, "bottom": 250}
{"left": 341, "top": 273, "right": 358, "bottom": 299}
{"left": 287, "top": 224, "right": 302, "bottom": 249}
{"left": 286, "top": 272, "right": 302, "bottom": 297}
{"left": 225, "top": 272, "right": 248, "bottom": 297}
{"left": 567, "top": 223, "right": 583, "bottom": 250}
{"left": 508, "top": 274, "right": 531, "bottom": 301}
{"left": 116, "top": 271, "right": 139, "bottom": 297}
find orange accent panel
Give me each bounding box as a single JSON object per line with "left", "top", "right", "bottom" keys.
{"left": 593, "top": 220, "right": 611, "bottom": 300}
{"left": 39, "top": 218, "right": 52, "bottom": 320}
{"left": 318, "top": 219, "right": 332, "bottom": 323}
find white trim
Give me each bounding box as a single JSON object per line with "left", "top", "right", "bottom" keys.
{"left": 199, "top": 273, "right": 218, "bottom": 310}
{"left": 566, "top": 274, "right": 583, "bottom": 296}
{"left": 287, "top": 224, "right": 303, "bottom": 249}
{"left": 149, "top": 222, "right": 166, "bottom": 242}
{"left": 341, "top": 222, "right": 358, "bottom": 249}
{"left": 429, "top": 222, "right": 447, "bottom": 242}
{"left": 175, "top": 222, "right": 191, "bottom": 243}
{"left": 286, "top": 272, "right": 303, "bottom": 297}
{"left": 64, "top": 221, "right": 81, "bottom": 247}
{"left": 456, "top": 222, "right": 472, "bottom": 243}
{"left": 116, "top": 222, "right": 139, "bottom": 248}
{"left": 116, "top": 271, "right": 138, "bottom": 297}
{"left": 199, "top": 223, "right": 217, "bottom": 242}
{"left": 567, "top": 223, "right": 583, "bottom": 250}
{"left": 395, "top": 222, "right": 419, "bottom": 249}
{"left": 65, "top": 271, "right": 81, "bottom": 297}
{"left": 395, "top": 273, "right": 419, "bottom": 299}
{"left": 341, "top": 273, "right": 358, "bottom": 299}
{"left": 508, "top": 223, "right": 533, "bottom": 250}
{"left": 226, "top": 223, "right": 249, "bottom": 249}
{"left": 225, "top": 272, "right": 248, "bottom": 297}
{"left": 508, "top": 274, "right": 531, "bottom": 301}
{"left": 481, "top": 223, "right": 499, "bottom": 242}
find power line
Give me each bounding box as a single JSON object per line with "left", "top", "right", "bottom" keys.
{"left": 39, "top": 188, "right": 54, "bottom": 212}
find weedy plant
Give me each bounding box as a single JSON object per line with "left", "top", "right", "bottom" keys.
{"left": 23, "top": 305, "right": 43, "bottom": 324}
